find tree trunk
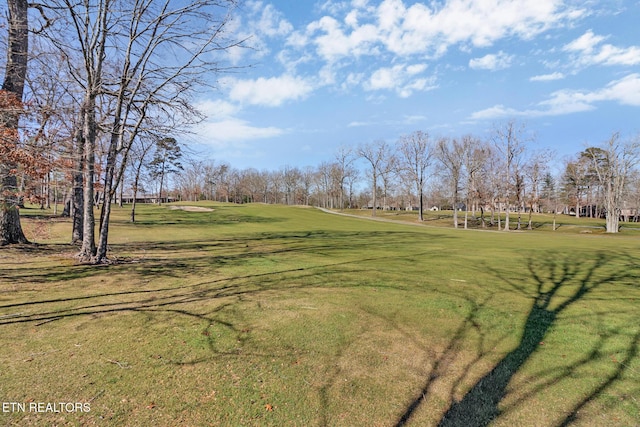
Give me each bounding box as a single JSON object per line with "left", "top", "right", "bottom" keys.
{"left": 516, "top": 205, "right": 522, "bottom": 230}
{"left": 78, "top": 96, "right": 97, "bottom": 260}
{"left": 72, "top": 126, "right": 84, "bottom": 243}
{"left": 118, "top": 177, "right": 124, "bottom": 208}
{"left": 489, "top": 201, "right": 495, "bottom": 227}
{"left": 157, "top": 166, "right": 165, "bottom": 205}
{"left": 371, "top": 174, "right": 377, "bottom": 217}
{"left": 452, "top": 187, "right": 458, "bottom": 228}
{"left": 604, "top": 182, "right": 619, "bottom": 233}
{"left": 96, "top": 133, "right": 120, "bottom": 262}
{"left": 131, "top": 197, "right": 137, "bottom": 223}
{"left": 503, "top": 201, "right": 510, "bottom": 230}
{"left": 606, "top": 213, "right": 619, "bottom": 233}
{"left": 130, "top": 157, "right": 145, "bottom": 223}
{"left": 0, "top": 0, "right": 29, "bottom": 245}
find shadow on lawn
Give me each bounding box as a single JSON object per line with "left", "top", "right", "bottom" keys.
{"left": 0, "top": 272, "right": 324, "bottom": 325}
{"left": 0, "top": 229, "right": 445, "bottom": 328}
{"left": 0, "top": 229, "right": 437, "bottom": 285}
{"left": 395, "top": 250, "right": 640, "bottom": 427}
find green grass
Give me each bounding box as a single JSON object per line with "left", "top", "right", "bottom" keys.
{"left": 1, "top": 202, "right": 639, "bottom": 426}
{"left": 340, "top": 207, "right": 640, "bottom": 234}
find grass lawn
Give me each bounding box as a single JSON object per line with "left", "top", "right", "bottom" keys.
{"left": 1, "top": 202, "right": 639, "bottom": 426}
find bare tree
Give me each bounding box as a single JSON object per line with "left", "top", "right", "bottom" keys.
{"left": 541, "top": 172, "right": 560, "bottom": 230}
{"left": 201, "top": 161, "right": 230, "bottom": 201}
{"left": 492, "top": 120, "right": 531, "bottom": 231}
{"left": 238, "top": 168, "right": 260, "bottom": 203}
{"left": 586, "top": 133, "right": 640, "bottom": 233}
{"left": 42, "top": 0, "right": 244, "bottom": 262}
{"left": 398, "top": 131, "right": 433, "bottom": 221}
{"left": 300, "top": 166, "right": 315, "bottom": 206}
{"left": 334, "top": 146, "right": 357, "bottom": 210}
{"left": 315, "top": 161, "right": 333, "bottom": 208}
{"left": 43, "top": 0, "right": 111, "bottom": 259}
{"left": 436, "top": 137, "right": 467, "bottom": 228}
{"left": 358, "top": 140, "right": 393, "bottom": 216}
{"left": 382, "top": 150, "right": 398, "bottom": 210}
{"left": 98, "top": 1, "right": 243, "bottom": 262}
{"left": 281, "top": 165, "right": 302, "bottom": 205}
{"left": 461, "top": 136, "right": 488, "bottom": 229}
{"left": 562, "top": 155, "right": 591, "bottom": 218}
{"left": 127, "top": 135, "right": 154, "bottom": 222}
{"left": 524, "top": 151, "right": 551, "bottom": 229}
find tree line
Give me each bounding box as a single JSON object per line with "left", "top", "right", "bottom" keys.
{"left": 160, "top": 123, "right": 639, "bottom": 234}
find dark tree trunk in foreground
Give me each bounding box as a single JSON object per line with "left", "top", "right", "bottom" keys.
{"left": 0, "top": 0, "right": 29, "bottom": 245}
{"left": 71, "top": 126, "right": 84, "bottom": 243}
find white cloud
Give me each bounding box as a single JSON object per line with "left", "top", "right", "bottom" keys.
{"left": 195, "top": 99, "right": 240, "bottom": 118}
{"left": 398, "top": 78, "right": 433, "bottom": 98}
{"left": 539, "top": 74, "right": 640, "bottom": 113}
{"left": 469, "top": 104, "right": 522, "bottom": 121}
{"left": 306, "top": 16, "right": 379, "bottom": 61}
{"left": 402, "top": 114, "right": 427, "bottom": 124}
{"left": 382, "top": 0, "right": 584, "bottom": 56}
{"left": 342, "top": 72, "right": 365, "bottom": 90}
{"left": 588, "top": 73, "right": 640, "bottom": 106}
{"left": 406, "top": 63, "right": 428, "bottom": 75}
{"left": 227, "top": 74, "right": 315, "bottom": 107}
{"left": 368, "top": 64, "right": 403, "bottom": 90}
{"left": 345, "top": 9, "right": 359, "bottom": 27}
{"left": 469, "top": 51, "right": 514, "bottom": 71}
{"left": 286, "top": 30, "right": 309, "bottom": 48}
{"left": 365, "top": 63, "right": 436, "bottom": 97}
{"left": 192, "top": 98, "right": 286, "bottom": 146}
{"left": 243, "top": 0, "right": 585, "bottom": 101}
{"left": 296, "top": 0, "right": 584, "bottom": 63}
{"left": 227, "top": 1, "right": 293, "bottom": 63}
{"left": 530, "top": 72, "right": 565, "bottom": 81}
{"left": 564, "top": 30, "right": 640, "bottom": 68}
{"left": 563, "top": 30, "right": 607, "bottom": 53}
{"left": 378, "top": 0, "right": 406, "bottom": 31}
{"left": 252, "top": 1, "right": 293, "bottom": 37}
{"left": 594, "top": 44, "right": 640, "bottom": 66}
{"left": 536, "top": 90, "right": 595, "bottom": 115}
{"left": 196, "top": 118, "right": 285, "bottom": 144}
{"left": 348, "top": 120, "right": 372, "bottom": 127}
{"left": 318, "top": 0, "right": 350, "bottom": 15}
{"left": 469, "top": 73, "right": 640, "bottom": 120}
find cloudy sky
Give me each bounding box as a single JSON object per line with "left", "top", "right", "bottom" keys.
{"left": 190, "top": 0, "right": 640, "bottom": 170}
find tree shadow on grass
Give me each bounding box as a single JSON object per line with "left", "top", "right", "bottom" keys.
{"left": 0, "top": 231, "right": 448, "bottom": 343}
{"left": 395, "top": 250, "right": 640, "bottom": 427}
{"left": 0, "top": 226, "right": 445, "bottom": 331}
{"left": 0, "top": 258, "right": 369, "bottom": 325}
{"left": 0, "top": 229, "right": 448, "bottom": 284}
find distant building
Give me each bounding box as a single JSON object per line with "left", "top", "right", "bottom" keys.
{"left": 116, "top": 193, "right": 177, "bottom": 204}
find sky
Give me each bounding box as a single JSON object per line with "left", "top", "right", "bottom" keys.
{"left": 189, "top": 0, "right": 640, "bottom": 171}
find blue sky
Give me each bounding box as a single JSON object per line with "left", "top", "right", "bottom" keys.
{"left": 190, "top": 0, "right": 640, "bottom": 171}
